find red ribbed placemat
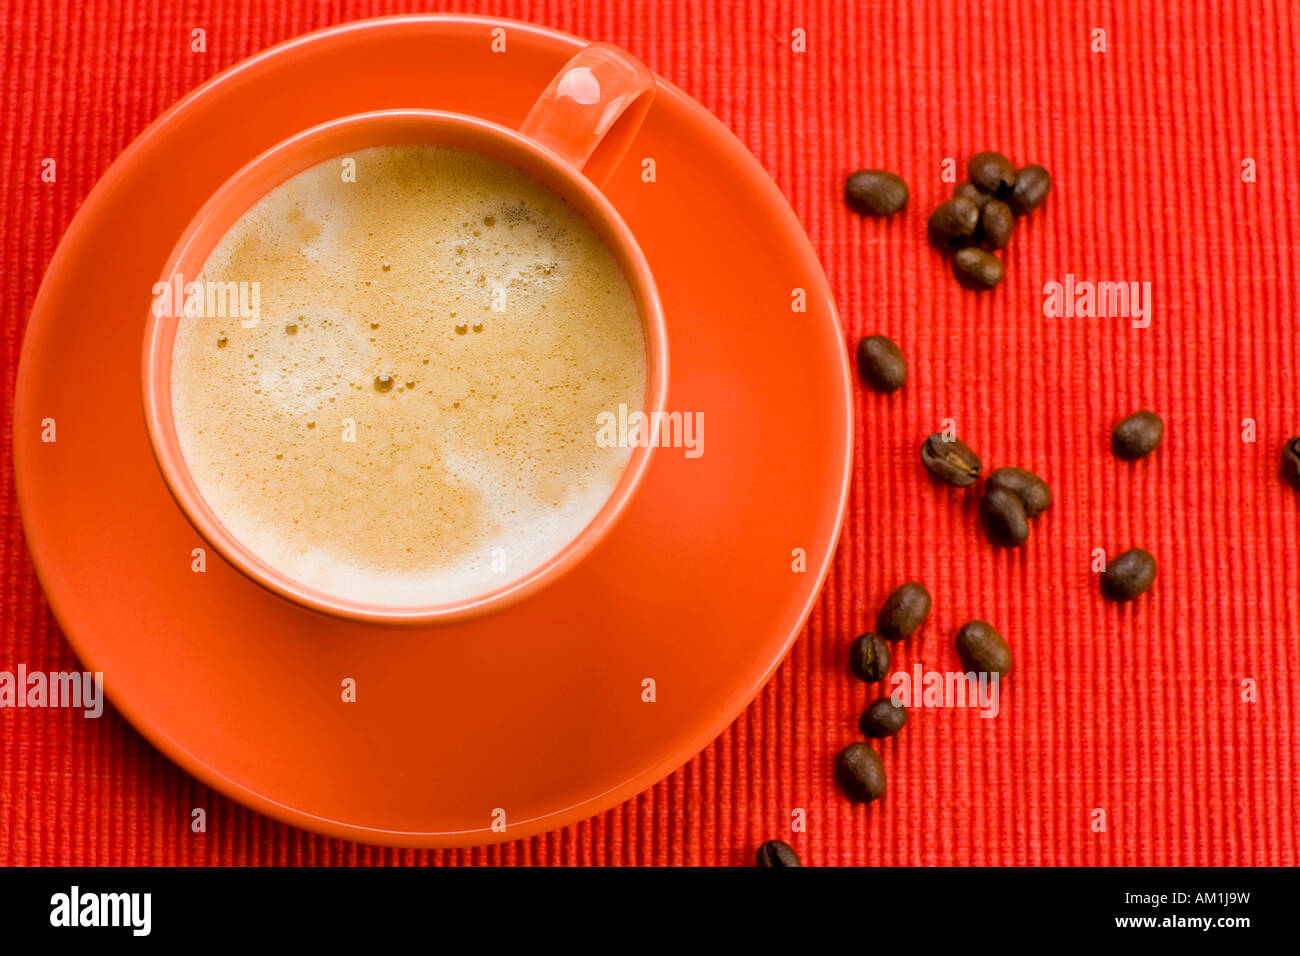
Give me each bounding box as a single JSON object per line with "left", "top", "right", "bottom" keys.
{"left": 2, "top": 0, "right": 1297, "bottom": 866}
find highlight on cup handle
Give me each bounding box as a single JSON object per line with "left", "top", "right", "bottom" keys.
{"left": 518, "top": 41, "right": 656, "bottom": 190}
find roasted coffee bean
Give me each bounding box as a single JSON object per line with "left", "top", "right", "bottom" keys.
{"left": 952, "top": 247, "right": 1005, "bottom": 290}
{"left": 1007, "top": 164, "right": 1053, "bottom": 215}
{"left": 967, "top": 151, "right": 1017, "bottom": 196}
{"left": 979, "top": 485, "right": 1030, "bottom": 547}
{"left": 1282, "top": 437, "right": 1300, "bottom": 490}
{"left": 921, "top": 433, "right": 982, "bottom": 486}
{"left": 876, "top": 581, "right": 932, "bottom": 641}
{"left": 849, "top": 633, "right": 891, "bottom": 682}
{"left": 927, "top": 196, "right": 980, "bottom": 249}
{"left": 1111, "top": 410, "right": 1164, "bottom": 460}
{"left": 856, "top": 335, "right": 908, "bottom": 392}
{"left": 756, "top": 840, "right": 801, "bottom": 867}
{"left": 859, "top": 698, "right": 908, "bottom": 738}
{"left": 1101, "top": 547, "right": 1157, "bottom": 602}
{"left": 834, "top": 742, "right": 887, "bottom": 803}
{"left": 955, "top": 620, "right": 1013, "bottom": 677}
{"left": 980, "top": 199, "right": 1015, "bottom": 250}
{"left": 844, "top": 169, "right": 909, "bottom": 216}
{"left": 954, "top": 180, "right": 993, "bottom": 210}
{"left": 986, "top": 467, "right": 1052, "bottom": 518}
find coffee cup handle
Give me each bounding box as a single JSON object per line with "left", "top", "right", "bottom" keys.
{"left": 518, "top": 42, "right": 655, "bottom": 190}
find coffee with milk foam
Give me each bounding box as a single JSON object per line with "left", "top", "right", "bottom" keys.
{"left": 171, "top": 145, "right": 646, "bottom": 606}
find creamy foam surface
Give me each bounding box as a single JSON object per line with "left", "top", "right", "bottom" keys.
{"left": 171, "top": 145, "right": 645, "bottom": 606}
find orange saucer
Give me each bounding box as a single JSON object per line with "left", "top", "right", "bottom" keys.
{"left": 13, "top": 14, "right": 851, "bottom": 847}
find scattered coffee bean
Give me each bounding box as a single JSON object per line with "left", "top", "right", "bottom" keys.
{"left": 979, "top": 485, "right": 1030, "bottom": 547}
{"left": 954, "top": 180, "right": 992, "bottom": 210}
{"left": 755, "top": 840, "right": 801, "bottom": 867}
{"left": 920, "top": 433, "right": 982, "bottom": 486}
{"left": 834, "top": 742, "right": 887, "bottom": 803}
{"left": 930, "top": 157, "right": 1049, "bottom": 290}
{"left": 928, "top": 196, "right": 980, "bottom": 249}
{"left": 1007, "top": 164, "right": 1053, "bottom": 215}
{"left": 1111, "top": 410, "right": 1164, "bottom": 460}
{"left": 859, "top": 698, "right": 908, "bottom": 738}
{"left": 952, "top": 247, "right": 1005, "bottom": 290}
{"left": 1101, "top": 547, "right": 1157, "bottom": 602}
{"left": 849, "top": 633, "right": 891, "bottom": 682}
{"left": 856, "top": 335, "right": 908, "bottom": 392}
{"left": 1282, "top": 437, "right": 1300, "bottom": 490}
{"left": 845, "top": 169, "right": 909, "bottom": 216}
{"left": 979, "top": 199, "right": 1015, "bottom": 250}
{"left": 955, "top": 620, "right": 1013, "bottom": 677}
{"left": 967, "top": 151, "right": 1017, "bottom": 197}
{"left": 876, "top": 581, "right": 932, "bottom": 641}
{"left": 986, "top": 467, "right": 1052, "bottom": 518}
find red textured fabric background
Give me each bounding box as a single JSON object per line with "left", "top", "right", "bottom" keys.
{"left": 2, "top": 0, "right": 1298, "bottom": 866}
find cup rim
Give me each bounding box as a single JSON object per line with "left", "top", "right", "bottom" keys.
{"left": 141, "top": 109, "right": 669, "bottom": 625}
